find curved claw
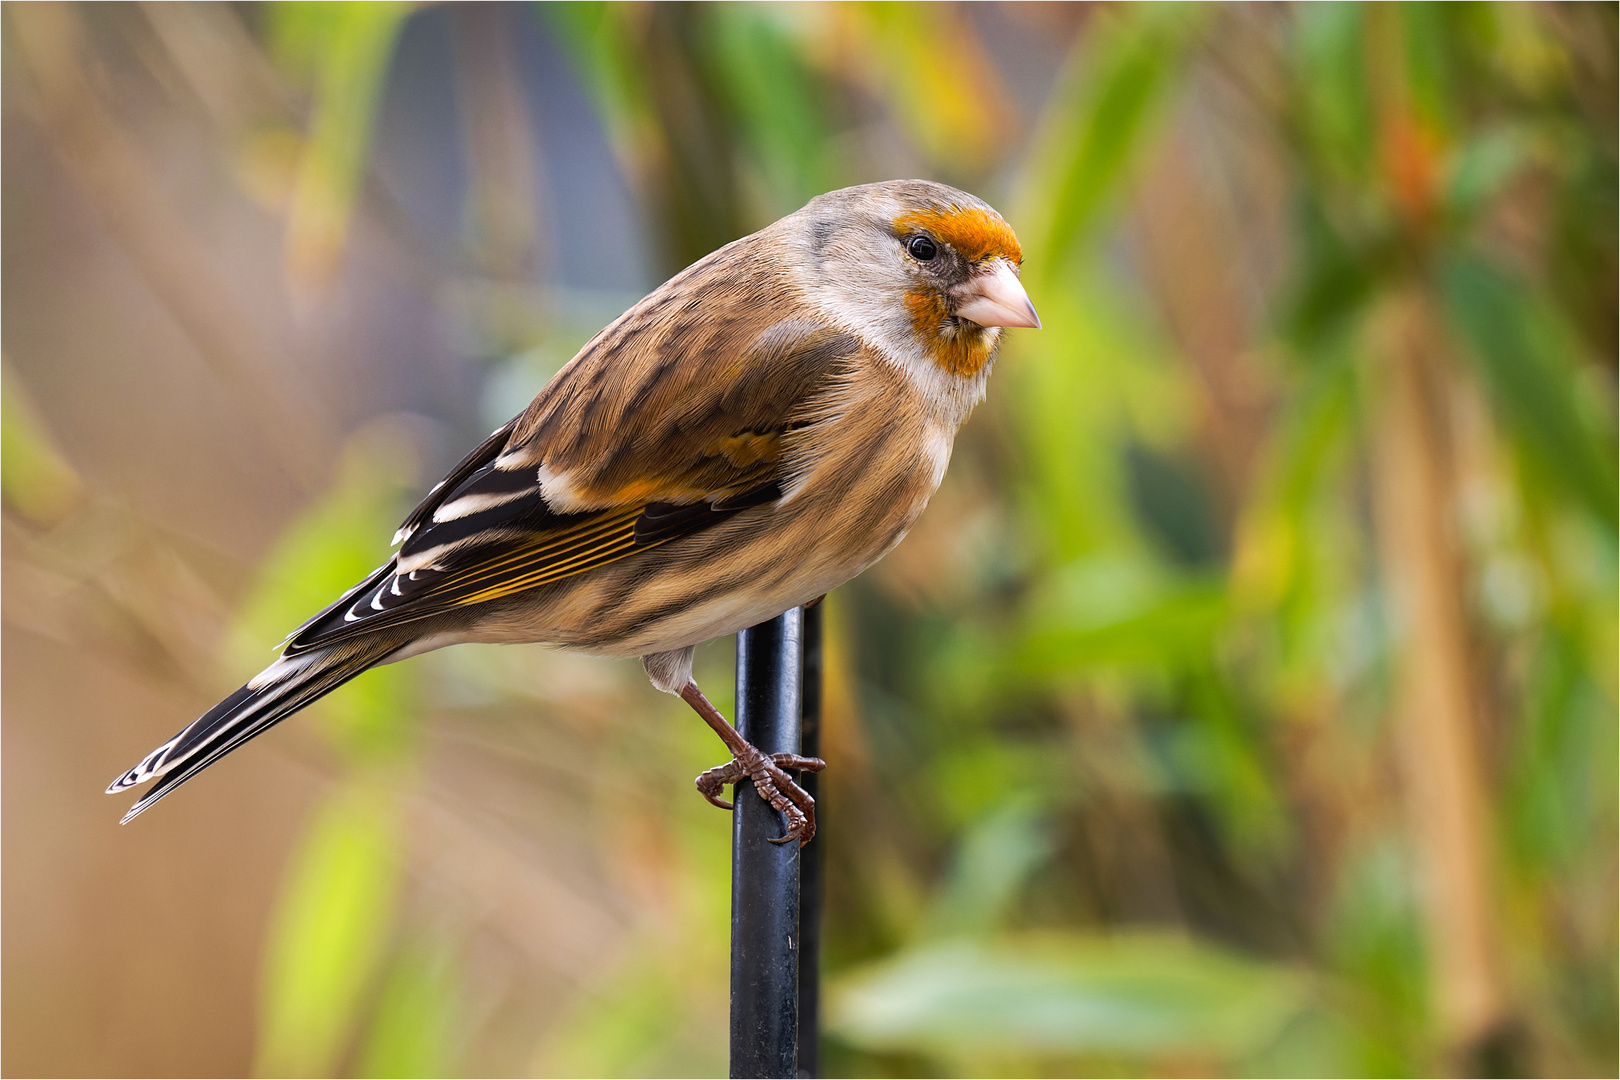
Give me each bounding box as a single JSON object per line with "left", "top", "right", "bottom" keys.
{"left": 754, "top": 758, "right": 819, "bottom": 846}
{"left": 767, "top": 806, "right": 815, "bottom": 846}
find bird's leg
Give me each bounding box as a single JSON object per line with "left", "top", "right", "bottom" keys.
{"left": 679, "top": 681, "right": 825, "bottom": 845}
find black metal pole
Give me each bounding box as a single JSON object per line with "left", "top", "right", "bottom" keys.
{"left": 796, "top": 602, "right": 823, "bottom": 1079}
{"left": 731, "top": 609, "right": 803, "bottom": 1080}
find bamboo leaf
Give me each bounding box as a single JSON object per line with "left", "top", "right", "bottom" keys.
{"left": 1440, "top": 256, "right": 1618, "bottom": 532}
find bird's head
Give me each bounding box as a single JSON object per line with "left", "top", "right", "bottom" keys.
{"left": 789, "top": 180, "right": 1039, "bottom": 385}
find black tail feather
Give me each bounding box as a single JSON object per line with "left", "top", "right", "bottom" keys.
{"left": 108, "top": 640, "right": 400, "bottom": 823}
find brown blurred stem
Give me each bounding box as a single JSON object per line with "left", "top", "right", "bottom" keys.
{"left": 1136, "top": 132, "right": 1274, "bottom": 505}
{"left": 7, "top": 2, "right": 331, "bottom": 489}
{"left": 636, "top": 2, "right": 749, "bottom": 274}
{"left": 1362, "top": 7, "right": 1517, "bottom": 1070}
{"left": 451, "top": 4, "right": 545, "bottom": 283}
{"left": 1369, "top": 290, "right": 1512, "bottom": 1073}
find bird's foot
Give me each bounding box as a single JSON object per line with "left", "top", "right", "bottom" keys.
{"left": 696, "top": 748, "right": 825, "bottom": 845}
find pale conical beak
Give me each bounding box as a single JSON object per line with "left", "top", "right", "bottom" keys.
{"left": 954, "top": 259, "right": 1041, "bottom": 329}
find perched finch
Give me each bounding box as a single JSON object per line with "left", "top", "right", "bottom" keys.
{"left": 108, "top": 179, "right": 1039, "bottom": 843}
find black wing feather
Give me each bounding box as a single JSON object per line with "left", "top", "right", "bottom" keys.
{"left": 393, "top": 419, "right": 517, "bottom": 545}
{"left": 284, "top": 480, "right": 781, "bottom": 655}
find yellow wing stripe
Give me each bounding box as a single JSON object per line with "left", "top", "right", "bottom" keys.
{"left": 445, "top": 505, "right": 656, "bottom": 607}
{"left": 438, "top": 506, "right": 640, "bottom": 588}
{"left": 453, "top": 537, "right": 648, "bottom": 606}
{"left": 453, "top": 531, "right": 631, "bottom": 599}
{"left": 441, "top": 505, "right": 643, "bottom": 585}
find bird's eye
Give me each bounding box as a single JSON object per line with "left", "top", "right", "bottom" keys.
{"left": 906, "top": 235, "right": 938, "bottom": 261}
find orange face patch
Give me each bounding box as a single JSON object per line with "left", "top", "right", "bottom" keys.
{"left": 894, "top": 205, "right": 1022, "bottom": 264}
{"left": 906, "top": 290, "right": 997, "bottom": 378}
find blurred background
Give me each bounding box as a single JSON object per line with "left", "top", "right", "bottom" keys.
{"left": 3, "top": 2, "right": 1615, "bottom": 1076}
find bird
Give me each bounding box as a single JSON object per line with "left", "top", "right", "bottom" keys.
{"left": 106, "top": 179, "right": 1039, "bottom": 844}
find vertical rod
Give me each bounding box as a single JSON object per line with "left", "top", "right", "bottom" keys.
{"left": 796, "top": 603, "right": 823, "bottom": 1079}
{"left": 731, "top": 608, "right": 803, "bottom": 1080}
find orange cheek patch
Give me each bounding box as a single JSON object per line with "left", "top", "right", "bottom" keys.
{"left": 894, "top": 206, "right": 1022, "bottom": 264}
{"left": 907, "top": 289, "right": 996, "bottom": 378}
{"left": 906, "top": 289, "right": 950, "bottom": 339}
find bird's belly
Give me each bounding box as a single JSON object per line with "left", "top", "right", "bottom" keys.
{"left": 486, "top": 500, "right": 911, "bottom": 657}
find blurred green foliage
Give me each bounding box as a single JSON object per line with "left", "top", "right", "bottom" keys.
{"left": 224, "top": 2, "right": 1614, "bottom": 1077}
{"left": 268, "top": 1, "right": 414, "bottom": 285}
{"left": 257, "top": 781, "right": 404, "bottom": 1078}
{"left": 832, "top": 934, "right": 1308, "bottom": 1065}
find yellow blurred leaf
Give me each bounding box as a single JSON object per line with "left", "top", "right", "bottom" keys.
{"left": 256, "top": 782, "right": 402, "bottom": 1078}
{"left": 268, "top": 1, "right": 414, "bottom": 289}
{"left": 818, "top": 2, "right": 1016, "bottom": 169}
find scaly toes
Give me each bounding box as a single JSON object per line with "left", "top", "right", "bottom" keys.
{"left": 695, "top": 760, "right": 746, "bottom": 809}
{"left": 754, "top": 761, "right": 817, "bottom": 846}
{"left": 769, "top": 753, "right": 825, "bottom": 773}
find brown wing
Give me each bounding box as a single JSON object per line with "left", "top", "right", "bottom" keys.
{"left": 506, "top": 237, "right": 854, "bottom": 509}
{"left": 284, "top": 244, "right": 857, "bottom": 654}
